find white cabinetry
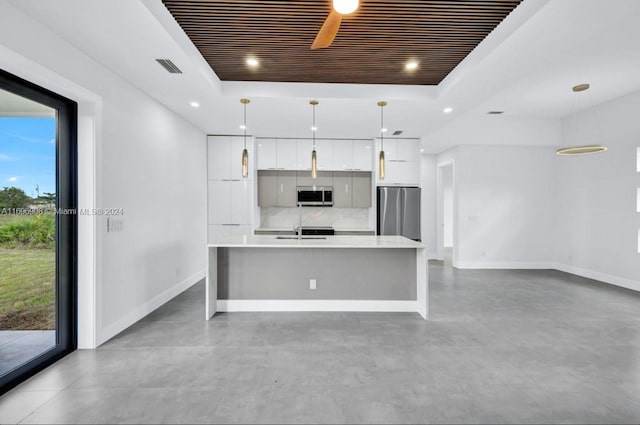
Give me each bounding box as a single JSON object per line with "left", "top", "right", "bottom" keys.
{"left": 258, "top": 138, "right": 373, "bottom": 172}
{"left": 314, "top": 139, "right": 334, "bottom": 171}
{"left": 332, "top": 140, "right": 352, "bottom": 171}
{"left": 208, "top": 135, "right": 254, "bottom": 243}
{"left": 352, "top": 139, "right": 373, "bottom": 171}
{"left": 256, "top": 138, "right": 277, "bottom": 170}
{"left": 375, "top": 138, "right": 420, "bottom": 186}
{"left": 257, "top": 138, "right": 298, "bottom": 170}
{"left": 296, "top": 139, "right": 313, "bottom": 171}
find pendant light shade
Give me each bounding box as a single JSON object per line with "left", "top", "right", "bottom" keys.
{"left": 310, "top": 100, "right": 319, "bottom": 179}
{"left": 240, "top": 98, "right": 250, "bottom": 178}
{"left": 378, "top": 101, "right": 387, "bottom": 180}
{"left": 557, "top": 84, "right": 607, "bottom": 156}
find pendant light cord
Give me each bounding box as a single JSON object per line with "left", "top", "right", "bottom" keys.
{"left": 312, "top": 103, "right": 316, "bottom": 148}
{"left": 380, "top": 103, "right": 384, "bottom": 150}
{"left": 243, "top": 102, "right": 247, "bottom": 149}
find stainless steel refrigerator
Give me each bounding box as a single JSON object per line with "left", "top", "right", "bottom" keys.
{"left": 377, "top": 186, "right": 421, "bottom": 241}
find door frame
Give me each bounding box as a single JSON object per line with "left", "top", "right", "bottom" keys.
{"left": 436, "top": 161, "right": 457, "bottom": 267}
{"left": 0, "top": 69, "right": 77, "bottom": 394}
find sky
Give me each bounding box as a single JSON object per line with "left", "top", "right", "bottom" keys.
{"left": 0, "top": 117, "right": 56, "bottom": 197}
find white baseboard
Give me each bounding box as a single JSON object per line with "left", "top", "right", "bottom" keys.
{"left": 455, "top": 261, "right": 552, "bottom": 269}
{"left": 552, "top": 263, "right": 640, "bottom": 292}
{"left": 96, "top": 269, "right": 205, "bottom": 347}
{"left": 217, "top": 299, "right": 417, "bottom": 313}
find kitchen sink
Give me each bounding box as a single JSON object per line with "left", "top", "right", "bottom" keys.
{"left": 276, "top": 236, "right": 327, "bottom": 240}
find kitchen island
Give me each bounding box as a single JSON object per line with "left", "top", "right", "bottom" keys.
{"left": 206, "top": 235, "right": 427, "bottom": 319}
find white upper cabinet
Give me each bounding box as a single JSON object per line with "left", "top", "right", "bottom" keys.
{"left": 296, "top": 139, "right": 313, "bottom": 171}
{"left": 208, "top": 136, "right": 232, "bottom": 180}
{"left": 332, "top": 140, "right": 353, "bottom": 171}
{"left": 352, "top": 139, "right": 373, "bottom": 171}
{"left": 397, "top": 138, "right": 420, "bottom": 161}
{"left": 208, "top": 135, "right": 253, "bottom": 180}
{"left": 256, "top": 138, "right": 277, "bottom": 170}
{"left": 314, "top": 139, "right": 334, "bottom": 171}
{"left": 257, "top": 138, "right": 374, "bottom": 172}
{"left": 276, "top": 139, "right": 297, "bottom": 170}
{"left": 374, "top": 137, "right": 420, "bottom": 186}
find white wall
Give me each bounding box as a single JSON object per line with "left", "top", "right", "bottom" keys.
{"left": 454, "top": 146, "right": 556, "bottom": 268}
{"left": 554, "top": 89, "right": 640, "bottom": 290}
{"left": 442, "top": 166, "right": 454, "bottom": 248}
{"left": 420, "top": 154, "right": 437, "bottom": 257}
{"left": 0, "top": 2, "right": 207, "bottom": 347}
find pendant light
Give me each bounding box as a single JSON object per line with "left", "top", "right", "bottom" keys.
{"left": 240, "top": 98, "right": 250, "bottom": 178}
{"left": 378, "top": 101, "right": 387, "bottom": 180}
{"left": 556, "top": 84, "right": 607, "bottom": 156}
{"left": 310, "top": 100, "right": 319, "bottom": 179}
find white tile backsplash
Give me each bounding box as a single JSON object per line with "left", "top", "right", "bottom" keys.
{"left": 260, "top": 207, "right": 370, "bottom": 230}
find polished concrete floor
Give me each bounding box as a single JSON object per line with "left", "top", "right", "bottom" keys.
{"left": 2, "top": 262, "right": 640, "bottom": 424}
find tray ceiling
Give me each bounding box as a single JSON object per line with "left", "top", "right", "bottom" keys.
{"left": 162, "top": 0, "right": 522, "bottom": 85}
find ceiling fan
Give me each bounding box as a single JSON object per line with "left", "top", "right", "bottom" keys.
{"left": 311, "top": 0, "right": 359, "bottom": 49}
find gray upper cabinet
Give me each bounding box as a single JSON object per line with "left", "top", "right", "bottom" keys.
{"left": 257, "top": 170, "right": 278, "bottom": 207}
{"left": 276, "top": 171, "right": 297, "bottom": 207}
{"left": 296, "top": 171, "right": 332, "bottom": 187}
{"left": 352, "top": 172, "right": 372, "bottom": 208}
{"left": 333, "top": 173, "right": 353, "bottom": 208}
{"left": 258, "top": 170, "right": 371, "bottom": 208}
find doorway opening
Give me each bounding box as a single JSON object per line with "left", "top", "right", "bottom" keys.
{"left": 0, "top": 69, "right": 77, "bottom": 394}
{"left": 437, "top": 162, "right": 455, "bottom": 267}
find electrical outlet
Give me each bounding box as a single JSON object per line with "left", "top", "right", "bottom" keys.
{"left": 310, "top": 279, "right": 316, "bottom": 290}
{"left": 107, "top": 218, "right": 124, "bottom": 232}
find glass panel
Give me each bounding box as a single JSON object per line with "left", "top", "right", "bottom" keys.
{"left": 0, "top": 88, "right": 56, "bottom": 377}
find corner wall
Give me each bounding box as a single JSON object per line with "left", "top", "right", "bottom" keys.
{"left": 0, "top": 3, "right": 207, "bottom": 347}
{"left": 554, "top": 90, "right": 640, "bottom": 290}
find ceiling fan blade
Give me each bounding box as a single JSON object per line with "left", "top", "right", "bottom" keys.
{"left": 311, "top": 10, "right": 342, "bottom": 50}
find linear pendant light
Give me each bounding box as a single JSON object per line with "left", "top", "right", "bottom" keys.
{"left": 378, "top": 101, "right": 387, "bottom": 180}
{"left": 310, "top": 100, "right": 319, "bottom": 179}
{"left": 240, "top": 98, "right": 250, "bottom": 178}
{"left": 556, "top": 84, "right": 607, "bottom": 156}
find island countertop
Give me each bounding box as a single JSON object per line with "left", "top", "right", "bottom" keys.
{"left": 208, "top": 234, "right": 424, "bottom": 249}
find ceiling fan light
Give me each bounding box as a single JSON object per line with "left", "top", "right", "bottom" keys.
{"left": 333, "top": 0, "right": 358, "bottom": 15}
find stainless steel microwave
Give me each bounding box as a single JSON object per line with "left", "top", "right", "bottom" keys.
{"left": 297, "top": 186, "right": 333, "bottom": 207}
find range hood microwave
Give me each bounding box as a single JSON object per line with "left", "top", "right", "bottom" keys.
{"left": 297, "top": 186, "right": 333, "bottom": 207}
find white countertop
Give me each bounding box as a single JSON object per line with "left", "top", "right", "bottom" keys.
{"left": 208, "top": 235, "right": 424, "bottom": 249}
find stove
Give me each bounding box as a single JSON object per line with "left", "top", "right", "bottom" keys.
{"left": 300, "top": 226, "right": 335, "bottom": 236}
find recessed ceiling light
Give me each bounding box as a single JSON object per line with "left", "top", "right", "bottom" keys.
{"left": 443, "top": 107, "right": 453, "bottom": 114}
{"left": 405, "top": 61, "right": 419, "bottom": 71}
{"left": 239, "top": 124, "right": 247, "bottom": 130}
{"left": 333, "top": 0, "right": 359, "bottom": 14}
{"left": 420, "top": 148, "right": 425, "bottom": 153}
{"left": 190, "top": 101, "right": 200, "bottom": 108}
{"left": 381, "top": 128, "right": 388, "bottom": 133}
{"left": 246, "top": 58, "right": 259, "bottom": 67}
{"left": 311, "top": 126, "right": 318, "bottom": 132}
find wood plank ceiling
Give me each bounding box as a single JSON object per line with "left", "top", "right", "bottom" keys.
{"left": 162, "top": 0, "right": 523, "bottom": 85}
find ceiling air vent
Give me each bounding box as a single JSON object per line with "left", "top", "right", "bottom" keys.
{"left": 392, "top": 130, "right": 403, "bottom": 136}
{"left": 155, "top": 59, "right": 183, "bottom": 74}
{"left": 487, "top": 111, "right": 504, "bottom": 115}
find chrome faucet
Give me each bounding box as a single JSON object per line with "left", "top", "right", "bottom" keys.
{"left": 296, "top": 202, "right": 302, "bottom": 240}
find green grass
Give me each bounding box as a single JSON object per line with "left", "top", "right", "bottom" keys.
{"left": 0, "top": 214, "right": 28, "bottom": 225}
{"left": 0, "top": 248, "right": 56, "bottom": 330}
{"left": 0, "top": 213, "right": 55, "bottom": 248}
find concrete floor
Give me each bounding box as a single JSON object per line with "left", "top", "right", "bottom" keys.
{"left": 0, "top": 331, "right": 56, "bottom": 377}
{"left": 1, "top": 262, "right": 640, "bottom": 424}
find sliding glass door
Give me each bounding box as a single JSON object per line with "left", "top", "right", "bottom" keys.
{"left": 0, "top": 69, "right": 76, "bottom": 393}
